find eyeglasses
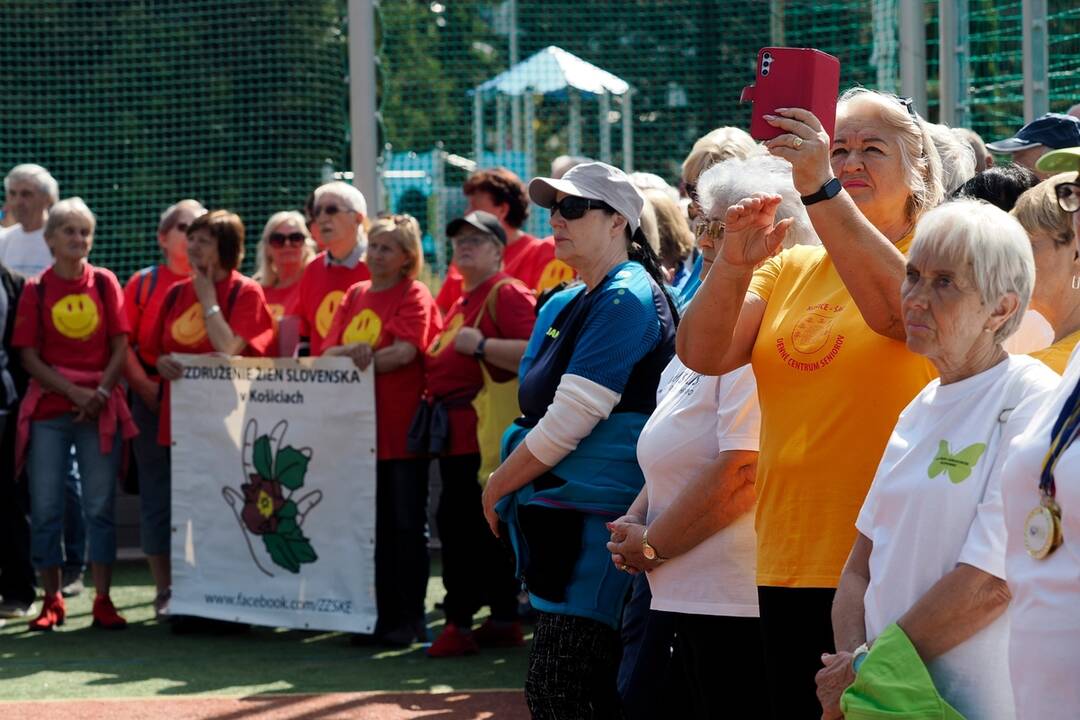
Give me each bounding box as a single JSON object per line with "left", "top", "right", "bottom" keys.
{"left": 549, "top": 196, "right": 613, "bottom": 220}
{"left": 897, "top": 96, "right": 919, "bottom": 121}
{"left": 313, "top": 204, "right": 349, "bottom": 218}
{"left": 695, "top": 218, "right": 726, "bottom": 243}
{"left": 175, "top": 222, "right": 190, "bottom": 233}
{"left": 1056, "top": 182, "right": 1080, "bottom": 213}
{"left": 268, "top": 232, "right": 307, "bottom": 247}
{"left": 451, "top": 232, "right": 495, "bottom": 247}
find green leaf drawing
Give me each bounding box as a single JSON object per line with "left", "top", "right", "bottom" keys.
{"left": 253, "top": 435, "right": 273, "bottom": 480}
{"left": 276, "top": 516, "right": 299, "bottom": 538}
{"left": 277, "top": 500, "right": 298, "bottom": 519}
{"left": 274, "top": 445, "right": 309, "bottom": 490}
{"left": 263, "top": 530, "right": 318, "bottom": 574}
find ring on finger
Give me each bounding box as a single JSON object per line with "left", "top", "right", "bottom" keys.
{"left": 792, "top": 136, "right": 804, "bottom": 149}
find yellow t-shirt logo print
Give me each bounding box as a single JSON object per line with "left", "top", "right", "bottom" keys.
{"left": 927, "top": 440, "right": 987, "bottom": 484}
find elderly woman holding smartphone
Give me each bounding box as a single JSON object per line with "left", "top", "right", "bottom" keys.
{"left": 817, "top": 200, "right": 1059, "bottom": 718}
{"left": 678, "top": 88, "right": 942, "bottom": 717}
{"left": 482, "top": 162, "right": 677, "bottom": 717}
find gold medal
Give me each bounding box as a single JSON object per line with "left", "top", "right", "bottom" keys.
{"left": 1025, "top": 497, "right": 1063, "bottom": 559}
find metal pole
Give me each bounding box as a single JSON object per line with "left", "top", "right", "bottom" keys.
{"left": 770, "top": 0, "right": 785, "bottom": 46}
{"left": 1022, "top": 0, "right": 1049, "bottom": 121}
{"left": 599, "top": 91, "right": 611, "bottom": 163}
{"left": 347, "top": 0, "right": 379, "bottom": 212}
{"left": 474, "top": 91, "right": 483, "bottom": 164}
{"left": 432, "top": 148, "right": 447, "bottom": 276}
{"left": 568, "top": 90, "right": 581, "bottom": 156}
{"left": 523, "top": 91, "right": 535, "bottom": 181}
{"left": 900, "top": 0, "right": 927, "bottom": 115}
{"left": 496, "top": 94, "right": 507, "bottom": 153}
{"left": 509, "top": 0, "right": 522, "bottom": 152}
{"left": 622, "top": 91, "right": 633, "bottom": 172}
{"left": 938, "top": 0, "right": 970, "bottom": 127}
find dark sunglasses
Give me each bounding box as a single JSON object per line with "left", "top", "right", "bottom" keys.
{"left": 549, "top": 196, "right": 613, "bottom": 220}
{"left": 314, "top": 204, "right": 345, "bottom": 218}
{"left": 175, "top": 222, "right": 189, "bottom": 233}
{"left": 268, "top": 232, "right": 307, "bottom": 247}
{"left": 1055, "top": 182, "right": 1080, "bottom": 213}
{"left": 695, "top": 217, "right": 725, "bottom": 242}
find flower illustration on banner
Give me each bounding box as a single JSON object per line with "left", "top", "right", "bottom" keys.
{"left": 222, "top": 419, "right": 322, "bottom": 576}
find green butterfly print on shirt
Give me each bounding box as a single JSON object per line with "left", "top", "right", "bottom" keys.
{"left": 927, "top": 440, "right": 987, "bottom": 484}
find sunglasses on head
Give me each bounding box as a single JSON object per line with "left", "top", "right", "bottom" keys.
{"left": 549, "top": 196, "right": 614, "bottom": 220}
{"left": 1055, "top": 182, "right": 1080, "bottom": 214}
{"left": 268, "top": 232, "right": 307, "bottom": 247}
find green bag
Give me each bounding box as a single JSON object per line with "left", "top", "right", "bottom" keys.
{"left": 840, "top": 623, "right": 966, "bottom": 720}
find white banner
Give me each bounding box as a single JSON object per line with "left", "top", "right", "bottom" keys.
{"left": 169, "top": 355, "right": 377, "bottom": 633}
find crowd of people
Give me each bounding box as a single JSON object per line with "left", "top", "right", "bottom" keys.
{"left": 2, "top": 94, "right": 1080, "bottom": 719}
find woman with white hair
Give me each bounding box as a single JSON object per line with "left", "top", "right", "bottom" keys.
{"left": 817, "top": 200, "right": 1059, "bottom": 718}
{"left": 296, "top": 182, "right": 370, "bottom": 356}
{"left": 255, "top": 210, "right": 317, "bottom": 356}
{"left": 608, "top": 154, "right": 818, "bottom": 717}
{"left": 678, "top": 88, "right": 943, "bottom": 716}
{"left": 123, "top": 198, "right": 206, "bottom": 617}
{"left": 12, "top": 198, "right": 136, "bottom": 631}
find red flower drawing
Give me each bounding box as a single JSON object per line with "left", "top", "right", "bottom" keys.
{"left": 241, "top": 473, "right": 285, "bottom": 535}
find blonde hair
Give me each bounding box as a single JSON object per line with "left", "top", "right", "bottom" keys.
{"left": 44, "top": 197, "right": 95, "bottom": 238}
{"left": 836, "top": 88, "right": 944, "bottom": 221}
{"left": 254, "top": 210, "right": 316, "bottom": 286}
{"left": 368, "top": 214, "right": 424, "bottom": 279}
{"left": 642, "top": 188, "right": 695, "bottom": 267}
{"left": 681, "top": 127, "right": 761, "bottom": 187}
{"left": 1011, "top": 171, "right": 1078, "bottom": 247}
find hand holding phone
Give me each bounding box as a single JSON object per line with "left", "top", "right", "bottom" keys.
{"left": 741, "top": 47, "right": 841, "bottom": 142}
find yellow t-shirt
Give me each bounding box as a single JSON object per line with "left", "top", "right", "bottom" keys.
{"left": 1030, "top": 329, "right": 1080, "bottom": 375}
{"left": 748, "top": 235, "right": 935, "bottom": 588}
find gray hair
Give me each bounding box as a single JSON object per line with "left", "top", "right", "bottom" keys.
{"left": 254, "top": 210, "right": 316, "bottom": 286}
{"left": 910, "top": 199, "right": 1034, "bottom": 343}
{"left": 927, "top": 123, "right": 977, "bottom": 194}
{"left": 313, "top": 181, "right": 368, "bottom": 216}
{"left": 157, "top": 198, "right": 207, "bottom": 236}
{"left": 837, "top": 88, "right": 945, "bottom": 221}
{"left": 696, "top": 154, "right": 820, "bottom": 248}
{"left": 4, "top": 163, "right": 59, "bottom": 204}
{"left": 44, "top": 197, "right": 95, "bottom": 238}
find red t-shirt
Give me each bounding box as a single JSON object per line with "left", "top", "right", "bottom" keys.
{"left": 324, "top": 278, "right": 442, "bottom": 460}
{"left": 425, "top": 272, "right": 536, "bottom": 456}
{"left": 12, "top": 264, "right": 130, "bottom": 420}
{"left": 144, "top": 271, "right": 276, "bottom": 445}
{"left": 123, "top": 264, "right": 186, "bottom": 371}
{"left": 263, "top": 282, "right": 303, "bottom": 357}
{"left": 434, "top": 233, "right": 575, "bottom": 313}
{"left": 297, "top": 252, "right": 371, "bottom": 356}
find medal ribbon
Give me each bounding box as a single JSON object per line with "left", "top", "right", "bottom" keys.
{"left": 1039, "top": 378, "right": 1080, "bottom": 498}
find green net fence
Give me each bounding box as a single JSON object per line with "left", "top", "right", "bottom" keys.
{"left": 0, "top": 1, "right": 1077, "bottom": 282}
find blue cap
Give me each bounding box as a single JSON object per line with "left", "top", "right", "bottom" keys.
{"left": 986, "top": 113, "right": 1080, "bottom": 153}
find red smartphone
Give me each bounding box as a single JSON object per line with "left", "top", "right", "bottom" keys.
{"left": 741, "top": 47, "right": 841, "bottom": 141}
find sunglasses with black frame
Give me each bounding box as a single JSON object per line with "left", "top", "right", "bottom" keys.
{"left": 268, "top": 232, "right": 308, "bottom": 248}
{"left": 548, "top": 195, "right": 615, "bottom": 220}
{"left": 1055, "top": 182, "right": 1080, "bottom": 214}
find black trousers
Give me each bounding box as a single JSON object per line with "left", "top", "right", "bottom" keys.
{"left": 527, "top": 611, "right": 624, "bottom": 720}
{"left": 435, "top": 453, "right": 519, "bottom": 627}
{"left": 673, "top": 612, "right": 766, "bottom": 718}
{"left": 374, "top": 458, "right": 430, "bottom": 634}
{"left": 0, "top": 413, "right": 35, "bottom": 605}
{"left": 758, "top": 586, "right": 837, "bottom": 719}
{"left": 617, "top": 575, "right": 681, "bottom": 720}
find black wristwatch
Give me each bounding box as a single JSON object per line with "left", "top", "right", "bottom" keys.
{"left": 801, "top": 177, "right": 843, "bottom": 206}
{"left": 473, "top": 337, "right": 487, "bottom": 360}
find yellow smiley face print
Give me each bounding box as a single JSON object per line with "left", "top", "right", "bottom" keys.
{"left": 427, "top": 313, "right": 464, "bottom": 357}
{"left": 315, "top": 290, "right": 345, "bottom": 339}
{"left": 51, "top": 294, "right": 100, "bottom": 340}
{"left": 342, "top": 308, "right": 383, "bottom": 346}
{"left": 536, "top": 259, "right": 575, "bottom": 292}
{"left": 171, "top": 302, "right": 208, "bottom": 346}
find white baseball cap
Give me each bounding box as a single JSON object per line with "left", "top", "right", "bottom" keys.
{"left": 528, "top": 161, "right": 646, "bottom": 233}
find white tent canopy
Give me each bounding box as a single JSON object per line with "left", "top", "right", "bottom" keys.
{"left": 472, "top": 45, "right": 634, "bottom": 177}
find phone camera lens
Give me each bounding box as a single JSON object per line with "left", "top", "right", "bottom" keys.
{"left": 761, "top": 68, "right": 770, "bottom": 76}
{"left": 763, "top": 52, "right": 773, "bottom": 61}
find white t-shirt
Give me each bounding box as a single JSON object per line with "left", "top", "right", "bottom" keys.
{"left": 637, "top": 358, "right": 760, "bottom": 617}
{"left": 0, "top": 224, "right": 52, "bottom": 277}
{"left": 1002, "top": 349, "right": 1080, "bottom": 720}
{"left": 857, "top": 354, "right": 1058, "bottom": 720}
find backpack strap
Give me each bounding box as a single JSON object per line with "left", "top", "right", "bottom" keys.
{"left": 225, "top": 277, "right": 242, "bottom": 319}
{"left": 471, "top": 277, "right": 524, "bottom": 330}
{"left": 134, "top": 265, "right": 159, "bottom": 311}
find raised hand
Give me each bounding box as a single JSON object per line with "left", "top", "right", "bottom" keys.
{"left": 718, "top": 194, "right": 793, "bottom": 269}
{"left": 763, "top": 107, "right": 835, "bottom": 196}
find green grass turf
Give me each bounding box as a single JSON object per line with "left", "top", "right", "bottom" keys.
{"left": 0, "top": 558, "right": 529, "bottom": 701}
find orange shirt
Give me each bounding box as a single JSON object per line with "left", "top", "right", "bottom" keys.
{"left": 297, "top": 252, "right": 371, "bottom": 356}
{"left": 747, "top": 234, "right": 935, "bottom": 588}
{"left": 435, "top": 233, "right": 574, "bottom": 313}
{"left": 324, "top": 278, "right": 442, "bottom": 459}
{"left": 1030, "top": 328, "right": 1080, "bottom": 375}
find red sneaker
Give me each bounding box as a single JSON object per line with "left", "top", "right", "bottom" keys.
{"left": 92, "top": 595, "right": 128, "bottom": 630}
{"left": 472, "top": 618, "right": 525, "bottom": 648}
{"left": 426, "top": 623, "right": 479, "bottom": 658}
{"left": 28, "top": 593, "right": 65, "bottom": 631}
